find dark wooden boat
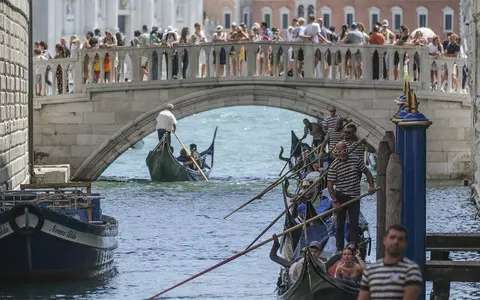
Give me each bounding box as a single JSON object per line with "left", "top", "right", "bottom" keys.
{"left": 0, "top": 183, "right": 118, "bottom": 282}
{"left": 273, "top": 186, "right": 371, "bottom": 300}
{"left": 146, "top": 126, "right": 218, "bottom": 182}
{"left": 279, "top": 131, "right": 313, "bottom": 179}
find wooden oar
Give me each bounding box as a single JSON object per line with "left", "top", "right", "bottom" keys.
{"left": 172, "top": 132, "right": 209, "bottom": 182}
{"left": 243, "top": 173, "right": 326, "bottom": 250}
{"left": 223, "top": 150, "right": 326, "bottom": 219}
{"left": 145, "top": 188, "right": 380, "bottom": 300}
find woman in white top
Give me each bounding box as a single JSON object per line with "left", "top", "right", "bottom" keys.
{"left": 192, "top": 23, "right": 208, "bottom": 77}
{"left": 428, "top": 36, "right": 443, "bottom": 90}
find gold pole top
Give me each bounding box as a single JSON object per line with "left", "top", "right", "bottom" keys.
{"left": 405, "top": 87, "right": 411, "bottom": 113}
{"left": 410, "top": 91, "right": 418, "bottom": 113}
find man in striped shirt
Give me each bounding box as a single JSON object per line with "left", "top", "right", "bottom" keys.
{"left": 320, "top": 118, "right": 344, "bottom": 158}
{"left": 327, "top": 141, "right": 375, "bottom": 251}
{"left": 322, "top": 105, "right": 340, "bottom": 132}
{"left": 358, "top": 224, "right": 423, "bottom": 300}
{"left": 342, "top": 124, "right": 366, "bottom": 160}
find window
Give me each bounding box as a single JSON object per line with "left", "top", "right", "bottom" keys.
{"left": 242, "top": 6, "right": 251, "bottom": 28}
{"left": 307, "top": 5, "right": 315, "bottom": 17}
{"left": 297, "top": 5, "right": 304, "bottom": 18}
{"left": 369, "top": 7, "right": 380, "bottom": 31}
{"left": 321, "top": 6, "right": 332, "bottom": 28}
{"left": 225, "top": 14, "right": 231, "bottom": 29}
{"left": 262, "top": 7, "right": 272, "bottom": 28}
{"left": 417, "top": 6, "right": 428, "bottom": 27}
{"left": 223, "top": 7, "right": 233, "bottom": 28}
{"left": 279, "top": 6, "right": 290, "bottom": 30}
{"left": 344, "top": 6, "right": 355, "bottom": 26}
{"left": 443, "top": 7, "right": 454, "bottom": 32}
{"left": 391, "top": 6, "right": 403, "bottom": 30}
{"left": 282, "top": 14, "right": 289, "bottom": 29}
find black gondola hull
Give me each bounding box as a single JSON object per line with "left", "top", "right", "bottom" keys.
{"left": 0, "top": 206, "right": 118, "bottom": 282}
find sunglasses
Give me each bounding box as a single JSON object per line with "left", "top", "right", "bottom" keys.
{"left": 335, "top": 149, "right": 348, "bottom": 155}
{"left": 344, "top": 131, "right": 353, "bottom": 134}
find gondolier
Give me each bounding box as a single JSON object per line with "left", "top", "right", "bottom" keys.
{"left": 320, "top": 118, "right": 344, "bottom": 159}
{"left": 302, "top": 119, "right": 325, "bottom": 148}
{"left": 156, "top": 103, "right": 177, "bottom": 145}
{"left": 322, "top": 106, "right": 340, "bottom": 132}
{"left": 342, "top": 124, "right": 366, "bottom": 160}
{"left": 327, "top": 141, "right": 375, "bottom": 252}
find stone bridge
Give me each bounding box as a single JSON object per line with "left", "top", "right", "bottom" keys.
{"left": 32, "top": 42, "right": 471, "bottom": 181}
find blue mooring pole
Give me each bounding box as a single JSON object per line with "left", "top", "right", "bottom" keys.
{"left": 398, "top": 89, "right": 432, "bottom": 299}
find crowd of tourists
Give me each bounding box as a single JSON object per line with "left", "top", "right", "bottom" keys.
{"left": 33, "top": 14, "right": 467, "bottom": 95}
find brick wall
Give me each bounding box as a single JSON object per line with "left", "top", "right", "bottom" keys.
{"left": 0, "top": 0, "right": 30, "bottom": 190}
{"left": 206, "top": 0, "right": 461, "bottom": 40}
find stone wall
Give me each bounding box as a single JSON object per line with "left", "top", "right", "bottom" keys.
{"left": 463, "top": 0, "right": 480, "bottom": 207}
{"left": 0, "top": 0, "right": 30, "bottom": 190}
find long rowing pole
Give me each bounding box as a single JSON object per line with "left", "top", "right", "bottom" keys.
{"left": 243, "top": 173, "right": 327, "bottom": 250}
{"left": 172, "top": 132, "right": 209, "bottom": 182}
{"left": 145, "top": 188, "right": 380, "bottom": 300}
{"left": 242, "top": 134, "right": 371, "bottom": 249}
{"left": 223, "top": 147, "right": 326, "bottom": 219}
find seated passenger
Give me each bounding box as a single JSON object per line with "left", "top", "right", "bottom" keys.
{"left": 328, "top": 242, "right": 365, "bottom": 276}
{"left": 334, "top": 247, "right": 363, "bottom": 285}
{"left": 295, "top": 204, "right": 306, "bottom": 224}
{"left": 184, "top": 144, "right": 201, "bottom": 170}
{"left": 289, "top": 241, "right": 326, "bottom": 284}
{"left": 176, "top": 149, "right": 190, "bottom": 163}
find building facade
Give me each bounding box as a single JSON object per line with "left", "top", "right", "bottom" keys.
{"left": 32, "top": 0, "right": 203, "bottom": 51}
{"left": 205, "top": 0, "right": 460, "bottom": 39}
{"left": 0, "top": 0, "right": 30, "bottom": 189}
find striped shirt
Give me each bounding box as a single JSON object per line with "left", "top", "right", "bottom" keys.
{"left": 325, "top": 130, "right": 343, "bottom": 152}
{"left": 322, "top": 115, "right": 340, "bottom": 132}
{"left": 360, "top": 258, "right": 423, "bottom": 299}
{"left": 344, "top": 139, "right": 366, "bottom": 160}
{"left": 327, "top": 156, "right": 365, "bottom": 196}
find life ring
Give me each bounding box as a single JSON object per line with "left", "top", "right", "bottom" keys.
{"left": 9, "top": 203, "right": 44, "bottom": 236}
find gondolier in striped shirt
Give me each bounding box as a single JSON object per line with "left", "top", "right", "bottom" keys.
{"left": 342, "top": 124, "right": 365, "bottom": 160}
{"left": 322, "top": 105, "right": 340, "bottom": 132}
{"left": 327, "top": 141, "right": 375, "bottom": 251}
{"left": 320, "top": 118, "right": 344, "bottom": 160}
{"left": 358, "top": 224, "right": 423, "bottom": 300}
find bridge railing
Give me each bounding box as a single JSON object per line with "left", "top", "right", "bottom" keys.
{"left": 32, "top": 42, "right": 468, "bottom": 99}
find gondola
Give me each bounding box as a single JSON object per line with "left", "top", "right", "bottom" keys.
{"left": 278, "top": 131, "right": 313, "bottom": 179}
{"left": 146, "top": 126, "right": 218, "bottom": 182}
{"left": 272, "top": 183, "right": 371, "bottom": 300}
{"left": 0, "top": 183, "right": 118, "bottom": 282}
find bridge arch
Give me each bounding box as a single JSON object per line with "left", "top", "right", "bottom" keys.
{"left": 72, "top": 85, "right": 386, "bottom": 181}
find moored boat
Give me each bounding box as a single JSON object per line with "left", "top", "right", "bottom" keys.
{"left": 146, "top": 126, "right": 218, "bottom": 182}
{"left": 0, "top": 183, "right": 118, "bottom": 282}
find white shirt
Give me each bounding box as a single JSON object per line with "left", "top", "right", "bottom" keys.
{"left": 33, "top": 54, "right": 47, "bottom": 75}
{"left": 156, "top": 110, "right": 177, "bottom": 131}
{"left": 304, "top": 22, "right": 321, "bottom": 43}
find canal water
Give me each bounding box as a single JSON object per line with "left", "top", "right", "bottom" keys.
{"left": 1, "top": 107, "right": 479, "bottom": 299}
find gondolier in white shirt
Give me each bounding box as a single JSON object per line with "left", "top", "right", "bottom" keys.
{"left": 156, "top": 103, "right": 177, "bottom": 145}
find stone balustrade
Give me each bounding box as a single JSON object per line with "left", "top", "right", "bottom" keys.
{"left": 32, "top": 42, "right": 468, "bottom": 100}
